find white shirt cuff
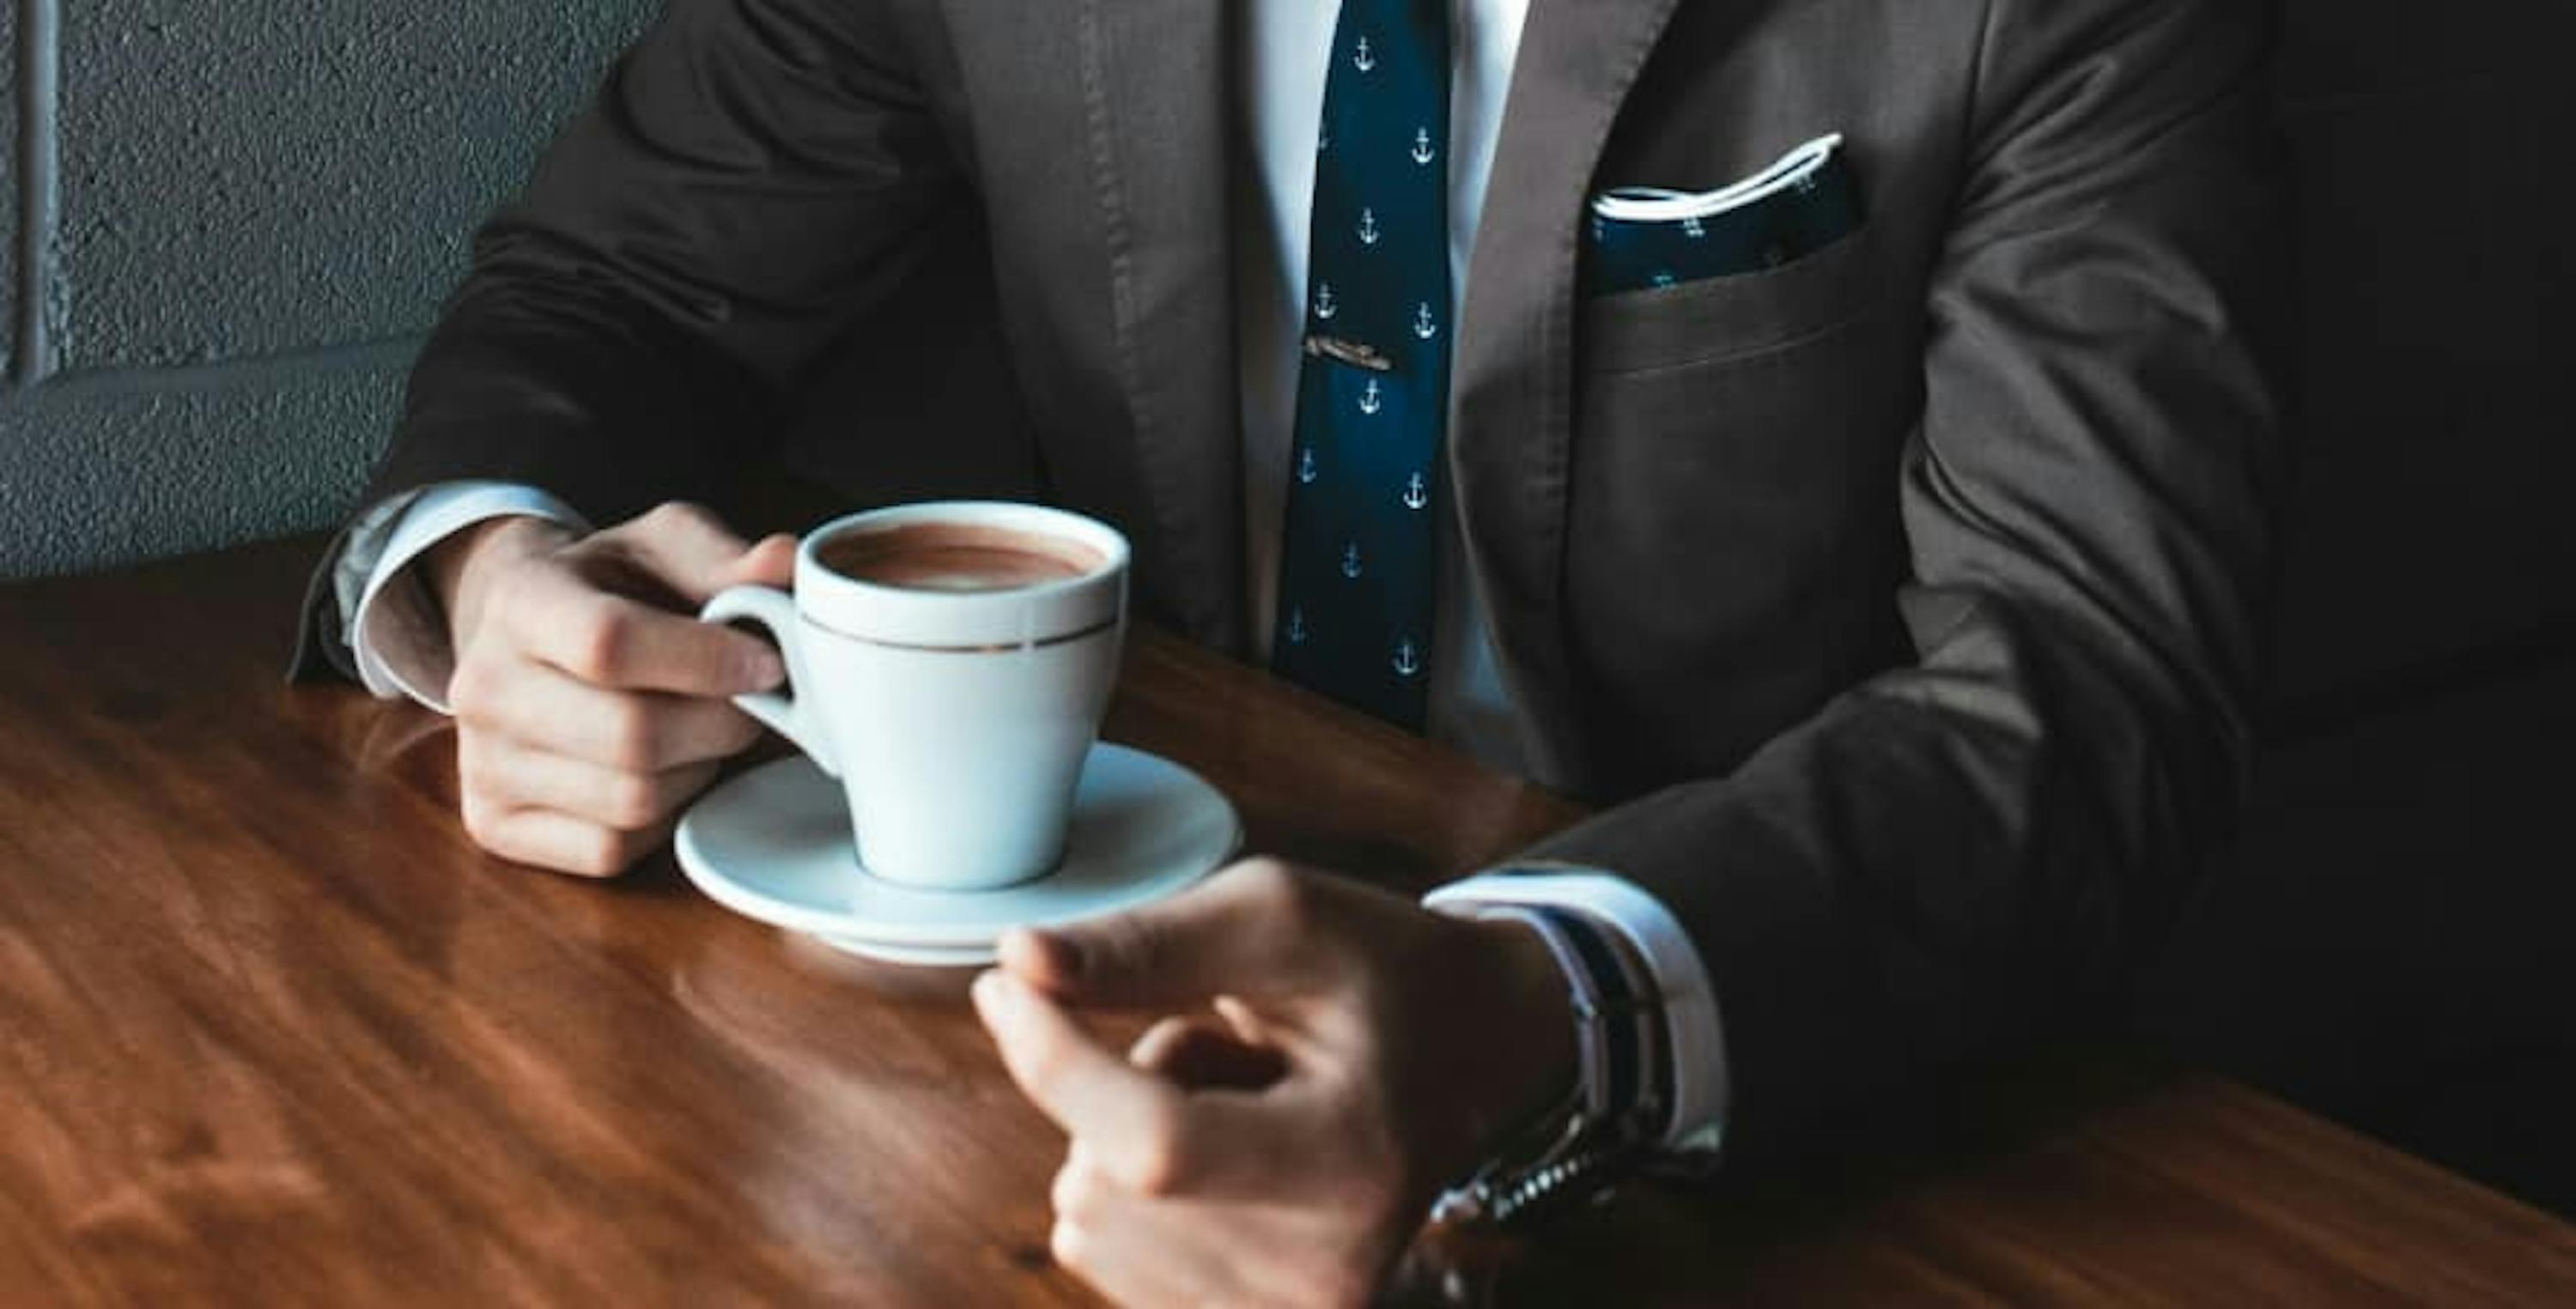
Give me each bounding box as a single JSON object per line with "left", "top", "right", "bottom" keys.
{"left": 347, "top": 482, "right": 589, "bottom": 712}
{"left": 1425, "top": 868, "right": 1729, "bottom": 1157}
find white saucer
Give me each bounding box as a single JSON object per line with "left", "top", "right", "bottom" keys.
{"left": 674, "top": 743, "right": 1241, "bottom": 967}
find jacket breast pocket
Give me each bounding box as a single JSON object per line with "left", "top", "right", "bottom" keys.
{"left": 1579, "top": 220, "right": 1887, "bottom": 375}
{"left": 1563, "top": 220, "right": 1918, "bottom": 780}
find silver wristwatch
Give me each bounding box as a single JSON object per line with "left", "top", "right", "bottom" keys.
{"left": 1429, "top": 904, "right": 1668, "bottom": 1227}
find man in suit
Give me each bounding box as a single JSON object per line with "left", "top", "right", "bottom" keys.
{"left": 297, "top": 0, "right": 2287, "bottom": 1300}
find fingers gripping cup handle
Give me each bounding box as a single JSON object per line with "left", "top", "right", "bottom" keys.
{"left": 700, "top": 585, "right": 842, "bottom": 778}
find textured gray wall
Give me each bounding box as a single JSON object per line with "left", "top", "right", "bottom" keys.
{"left": 0, "top": 0, "right": 658, "bottom": 579}
{"left": 9, "top": 0, "right": 2573, "bottom": 690}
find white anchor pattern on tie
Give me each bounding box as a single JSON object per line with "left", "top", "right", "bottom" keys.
{"left": 1392, "top": 639, "right": 1423, "bottom": 679}
{"left": 1271, "top": 0, "right": 1450, "bottom": 728}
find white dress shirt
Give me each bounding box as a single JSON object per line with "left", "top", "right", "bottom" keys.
{"left": 338, "top": 0, "right": 1726, "bottom": 1156}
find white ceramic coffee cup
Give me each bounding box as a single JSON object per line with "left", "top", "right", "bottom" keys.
{"left": 699, "top": 502, "right": 1130, "bottom": 892}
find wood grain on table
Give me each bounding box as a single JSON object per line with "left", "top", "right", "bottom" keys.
{"left": 1, "top": 537, "right": 2570, "bottom": 1306}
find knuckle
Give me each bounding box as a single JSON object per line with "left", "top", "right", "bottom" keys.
{"left": 457, "top": 757, "right": 512, "bottom": 821}
{"left": 458, "top": 793, "right": 506, "bottom": 851}
{"left": 1125, "top": 1148, "right": 1180, "bottom": 1198}
{"left": 641, "top": 500, "right": 717, "bottom": 538}
{"left": 452, "top": 727, "right": 492, "bottom": 779}
{"left": 670, "top": 500, "right": 719, "bottom": 529}
{"left": 711, "top": 704, "right": 765, "bottom": 753}
{"left": 669, "top": 764, "right": 722, "bottom": 809}
{"left": 1232, "top": 858, "right": 1299, "bottom": 903}
{"left": 1048, "top": 1162, "right": 1091, "bottom": 1221}
{"left": 569, "top": 608, "right": 635, "bottom": 684}
{"left": 477, "top": 561, "right": 549, "bottom": 640}
{"left": 574, "top": 828, "right": 632, "bottom": 879}
{"left": 447, "top": 657, "right": 496, "bottom": 719}
{"left": 1232, "top": 858, "right": 1314, "bottom": 927}
{"left": 605, "top": 773, "right": 665, "bottom": 830}
{"left": 564, "top": 530, "right": 634, "bottom": 575}
{"left": 1121, "top": 1104, "right": 1190, "bottom": 1197}
{"left": 602, "top": 703, "right": 662, "bottom": 773}
{"left": 476, "top": 559, "right": 530, "bottom": 618}
{"left": 451, "top": 657, "right": 527, "bottom": 728}
{"left": 1048, "top": 1221, "right": 1087, "bottom": 1273}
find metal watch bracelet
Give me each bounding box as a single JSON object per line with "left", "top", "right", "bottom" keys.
{"left": 1429, "top": 906, "right": 1668, "bottom": 1227}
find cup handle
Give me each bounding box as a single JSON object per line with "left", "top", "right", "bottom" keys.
{"left": 700, "top": 585, "right": 842, "bottom": 778}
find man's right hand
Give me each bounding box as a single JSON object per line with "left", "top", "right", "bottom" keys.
{"left": 429, "top": 501, "right": 798, "bottom": 876}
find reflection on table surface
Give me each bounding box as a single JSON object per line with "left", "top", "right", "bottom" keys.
{"left": 1, "top": 536, "right": 2571, "bottom": 1306}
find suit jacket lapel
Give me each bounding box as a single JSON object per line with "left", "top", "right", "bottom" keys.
{"left": 1078, "top": 0, "right": 1246, "bottom": 651}
{"left": 1454, "top": 0, "right": 1683, "bottom": 788}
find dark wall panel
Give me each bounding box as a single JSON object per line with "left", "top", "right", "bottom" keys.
{"left": 2266, "top": 2, "right": 2576, "bottom": 707}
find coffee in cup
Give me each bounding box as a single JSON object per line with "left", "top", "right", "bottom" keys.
{"left": 699, "top": 502, "right": 1130, "bottom": 891}
{"left": 814, "top": 522, "right": 1105, "bottom": 594}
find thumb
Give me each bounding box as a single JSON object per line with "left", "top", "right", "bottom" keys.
{"left": 611, "top": 502, "right": 769, "bottom": 603}
{"left": 1000, "top": 861, "right": 1319, "bottom": 1010}
{"left": 726, "top": 533, "right": 799, "bottom": 590}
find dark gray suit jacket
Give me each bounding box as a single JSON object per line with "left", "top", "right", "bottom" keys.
{"left": 302, "top": 0, "right": 2291, "bottom": 1163}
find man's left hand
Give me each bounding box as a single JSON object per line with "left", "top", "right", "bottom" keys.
{"left": 971, "top": 859, "right": 1577, "bottom": 1309}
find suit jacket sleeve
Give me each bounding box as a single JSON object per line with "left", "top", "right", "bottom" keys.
{"left": 294, "top": 0, "right": 963, "bottom": 677}
{"left": 1522, "top": 0, "right": 2293, "bottom": 1164}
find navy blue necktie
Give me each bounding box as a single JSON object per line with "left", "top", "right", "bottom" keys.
{"left": 1271, "top": 0, "right": 1451, "bottom": 730}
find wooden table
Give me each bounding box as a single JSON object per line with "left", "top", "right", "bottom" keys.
{"left": 3, "top": 537, "right": 2572, "bottom": 1306}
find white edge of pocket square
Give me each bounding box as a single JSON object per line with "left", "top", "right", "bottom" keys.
{"left": 1592, "top": 133, "right": 1844, "bottom": 223}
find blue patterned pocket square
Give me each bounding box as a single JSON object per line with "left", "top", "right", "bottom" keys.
{"left": 1585, "top": 134, "right": 1865, "bottom": 296}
